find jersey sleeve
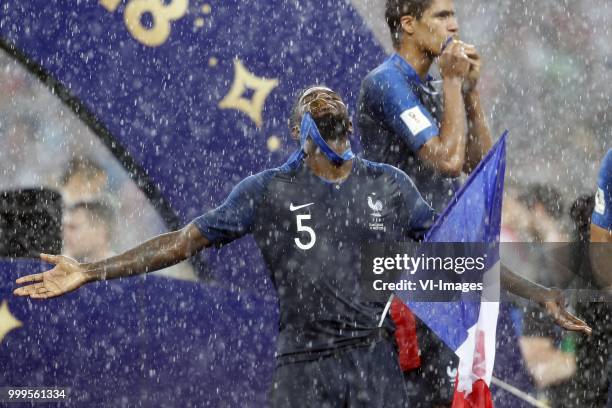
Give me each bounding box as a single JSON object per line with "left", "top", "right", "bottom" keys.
{"left": 593, "top": 149, "right": 612, "bottom": 230}
{"left": 394, "top": 169, "right": 438, "bottom": 240}
{"left": 369, "top": 72, "right": 439, "bottom": 153}
{"left": 192, "top": 171, "right": 270, "bottom": 246}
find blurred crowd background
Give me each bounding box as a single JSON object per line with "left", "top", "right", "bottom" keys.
{"left": 357, "top": 0, "right": 611, "bottom": 194}
{"left": 0, "top": 51, "right": 196, "bottom": 280}
{"left": 1, "top": 0, "right": 610, "bottom": 406}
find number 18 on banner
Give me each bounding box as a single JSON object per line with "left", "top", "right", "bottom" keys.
{"left": 99, "top": 0, "right": 189, "bottom": 47}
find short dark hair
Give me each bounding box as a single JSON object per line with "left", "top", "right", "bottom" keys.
{"left": 385, "top": 0, "right": 434, "bottom": 47}
{"left": 569, "top": 194, "right": 595, "bottom": 242}
{"left": 61, "top": 156, "right": 106, "bottom": 185}
{"left": 288, "top": 86, "right": 350, "bottom": 143}
{"left": 518, "top": 184, "right": 564, "bottom": 219}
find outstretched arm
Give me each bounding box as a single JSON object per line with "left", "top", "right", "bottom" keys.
{"left": 14, "top": 223, "right": 208, "bottom": 299}
{"left": 501, "top": 264, "right": 592, "bottom": 335}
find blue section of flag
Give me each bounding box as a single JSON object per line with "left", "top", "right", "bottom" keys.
{"left": 401, "top": 133, "right": 507, "bottom": 351}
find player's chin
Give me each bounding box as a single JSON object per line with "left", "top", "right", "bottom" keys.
{"left": 428, "top": 44, "right": 444, "bottom": 58}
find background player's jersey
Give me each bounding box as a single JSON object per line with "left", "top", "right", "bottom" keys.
{"left": 194, "top": 157, "right": 435, "bottom": 364}
{"left": 593, "top": 149, "right": 612, "bottom": 230}
{"left": 357, "top": 53, "right": 460, "bottom": 212}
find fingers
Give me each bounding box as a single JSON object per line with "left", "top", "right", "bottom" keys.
{"left": 447, "top": 40, "right": 461, "bottom": 55}
{"left": 16, "top": 254, "right": 62, "bottom": 284}
{"left": 465, "top": 51, "right": 480, "bottom": 65}
{"left": 15, "top": 273, "right": 44, "bottom": 285}
{"left": 13, "top": 282, "right": 46, "bottom": 297}
{"left": 559, "top": 320, "right": 592, "bottom": 335}
{"left": 455, "top": 40, "right": 475, "bottom": 50}
{"left": 13, "top": 286, "right": 28, "bottom": 297}
{"left": 40, "top": 253, "right": 60, "bottom": 264}
{"left": 464, "top": 49, "right": 480, "bottom": 60}
{"left": 440, "top": 40, "right": 480, "bottom": 80}
{"left": 13, "top": 282, "right": 60, "bottom": 299}
{"left": 442, "top": 39, "right": 460, "bottom": 55}
{"left": 449, "top": 43, "right": 471, "bottom": 64}
{"left": 564, "top": 314, "right": 592, "bottom": 335}
{"left": 556, "top": 310, "right": 593, "bottom": 336}
{"left": 450, "top": 41, "right": 479, "bottom": 61}
{"left": 444, "top": 42, "right": 470, "bottom": 65}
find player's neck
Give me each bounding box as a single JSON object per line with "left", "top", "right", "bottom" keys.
{"left": 397, "top": 43, "right": 433, "bottom": 80}
{"left": 305, "top": 151, "right": 353, "bottom": 182}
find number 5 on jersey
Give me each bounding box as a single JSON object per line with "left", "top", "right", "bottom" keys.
{"left": 294, "top": 214, "right": 316, "bottom": 250}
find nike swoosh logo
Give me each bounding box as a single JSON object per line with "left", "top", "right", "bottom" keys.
{"left": 289, "top": 202, "right": 314, "bottom": 211}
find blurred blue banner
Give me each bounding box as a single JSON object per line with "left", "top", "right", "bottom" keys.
{"left": 0, "top": 259, "right": 278, "bottom": 406}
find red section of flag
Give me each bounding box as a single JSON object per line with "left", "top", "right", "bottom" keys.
{"left": 390, "top": 297, "right": 421, "bottom": 371}
{"left": 452, "top": 379, "right": 494, "bottom": 408}
{"left": 473, "top": 329, "right": 487, "bottom": 378}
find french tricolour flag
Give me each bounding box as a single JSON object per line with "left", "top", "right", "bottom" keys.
{"left": 401, "top": 133, "right": 507, "bottom": 407}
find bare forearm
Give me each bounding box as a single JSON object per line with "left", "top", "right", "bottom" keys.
{"left": 83, "top": 225, "right": 207, "bottom": 282}
{"left": 501, "top": 263, "right": 553, "bottom": 303}
{"left": 464, "top": 90, "right": 492, "bottom": 173}
{"left": 502, "top": 260, "right": 591, "bottom": 335}
{"left": 437, "top": 79, "right": 468, "bottom": 169}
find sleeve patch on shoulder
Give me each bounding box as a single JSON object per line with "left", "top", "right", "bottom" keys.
{"left": 400, "top": 106, "right": 433, "bottom": 136}
{"left": 595, "top": 187, "right": 606, "bottom": 215}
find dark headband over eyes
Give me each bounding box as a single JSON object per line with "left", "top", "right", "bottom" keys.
{"left": 299, "top": 113, "right": 354, "bottom": 165}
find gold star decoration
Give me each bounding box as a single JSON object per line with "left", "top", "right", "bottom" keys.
{"left": 218, "top": 59, "right": 279, "bottom": 128}
{"left": 0, "top": 300, "right": 22, "bottom": 343}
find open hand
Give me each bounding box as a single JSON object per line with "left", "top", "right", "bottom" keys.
{"left": 543, "top": 289, "right": 592, "bottom": 336}
{"left": 14, "top": 253, "right": 90, "bottom": 299}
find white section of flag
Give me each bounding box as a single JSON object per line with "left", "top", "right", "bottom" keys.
{"left": 455, "top": 261, "right": 500, "bottom": 394}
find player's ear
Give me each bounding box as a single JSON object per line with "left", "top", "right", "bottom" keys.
{"left": 347, "top": 119, "right": 353, "bottom": 136}
{"left": 400, "top": 15, "right": 416, "bottom": 35}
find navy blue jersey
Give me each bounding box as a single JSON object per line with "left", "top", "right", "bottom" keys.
{"left": 194, "top": 157, "right": 435, "bottom": 364}
{"left": 593, "top": 149, "right": 612, "bottom": 230}
{"left": 358, "top": 53, "right": 460, "bottom": 212}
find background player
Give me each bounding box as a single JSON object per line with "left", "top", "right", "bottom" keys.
{"left": 62, "top": 200, "right": 116, "bottom": 262}
{"left": 589, "top": 149, "right": 612, "bottom": 406}
{"left": 356, "top": 1, "right": 592, "bottom": 404}
{"left": 358, "top": 0, "right": 491, "bottom": 212}
{"left": 569, "top": 149, "right": 612, "bottom": 406}
{"left": 590, "top": 148, "right": 612, "bottom": 287}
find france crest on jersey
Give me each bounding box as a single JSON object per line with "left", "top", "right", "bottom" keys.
{"left": 593, "top": 149, "right": 612, "bottom": 230}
